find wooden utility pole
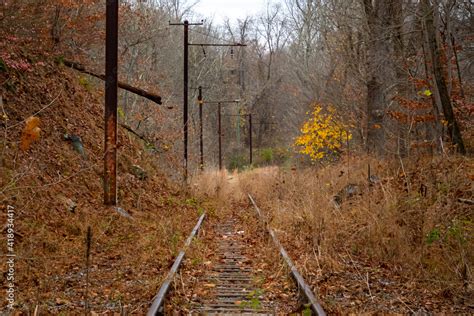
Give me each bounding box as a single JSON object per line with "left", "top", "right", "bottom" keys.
{"left": 198, "top": 86, "right": 204, "bottom": 170}
{"left": 104, "top": 0, "right": 118, "bottom": 205}
{"left": 183, "top": 21, "right": 189, "bottom": 180}
{"left": 205, "top": 100, "right": 241, "bottom": 170}
{"left": 249, "top": 113, "right": 253, "bottom": 165}
{"left": 170, "top": 20, "right": 204, "bottom": 181}
{"left": 218, "top": 102, "right": 222, "bottom": 170}
{"left": 170, "top": 20, "right": 246, "bottom": 175}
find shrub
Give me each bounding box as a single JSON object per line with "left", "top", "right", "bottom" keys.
{"left": 228, "top": 154, "right": 247, "bottom": 171}
{"left": 259, "top": 148, "right": 274, "bottom": 165}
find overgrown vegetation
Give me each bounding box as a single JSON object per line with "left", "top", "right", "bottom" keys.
{"left": 191, "top": 155, "right": 473, "bottom": 313}
{"left": 0, "top": 0, "right": 472, "bottom": 314}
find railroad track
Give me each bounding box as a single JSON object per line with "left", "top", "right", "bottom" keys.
{"left": 196, "top": 219, "right": 273, "bottom": 314}
{"left": 147, "top": 196, "right": 326, "bottom": 315}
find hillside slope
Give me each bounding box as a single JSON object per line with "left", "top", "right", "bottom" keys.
{"left": 0, "top": 39, "right": 200, "bottom": 314}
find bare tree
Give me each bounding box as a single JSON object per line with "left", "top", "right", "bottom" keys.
{"left": 421, "top": 0, "right": 465, "bottom": 154}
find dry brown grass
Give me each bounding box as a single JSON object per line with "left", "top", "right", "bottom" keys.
{"left": 190, "top": 155, "right": 473, "bottom": 312}
{"left": 0, "top": 45, "right": 200, "bottom": 314}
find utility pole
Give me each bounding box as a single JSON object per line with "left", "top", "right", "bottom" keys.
{"left": 183, "top": 20, "right": 189, "bottom": 180}
{"left": 205, "top": 100, "right": 240, "bottom": 170}
{"left": 170, "top": 20, "right": 204, "bottom": 181}
{"left": 191, "top": 85, "right": 209, "bottom": 170}
{"left": 249, "top": 113, "right": 253, "bottom": 165}
{"left": 218, "top": 102, "right": 222, "bottom": 170}
{"left": 104, "top": 0, "right": 118, "bottom": 205}
{"left": 188, "top": 43, "right": 245, "bottom": 171}
{"left": 198, "top": 86, "right": 204, "bottom": 170}
{"left": 170, "top": 19, "right": 246, "bottom": 176}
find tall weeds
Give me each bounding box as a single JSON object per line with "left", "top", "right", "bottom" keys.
{"left": 191, "top": 156, "right": 473, "bottom": 296}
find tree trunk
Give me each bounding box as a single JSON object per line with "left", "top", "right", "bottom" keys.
{"left": 51, "top": 5, "right": 62, "bottom": 46}
{"left": 392, "top": 0, "right": 409, "bottom": 157}
{"left": 363, "top": 0, "right": 394, "bottom": 156}
{"left": 422, "top": 0, "right": 466, "bottom": 154}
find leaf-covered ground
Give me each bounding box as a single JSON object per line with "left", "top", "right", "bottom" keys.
{"left": 166, "top": 201, "right": 302, "bottom": 314}
{"left": 0, "top": 41, "right": 200, "bottom": 314}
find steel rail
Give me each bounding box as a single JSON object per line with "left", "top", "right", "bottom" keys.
{"left": 248, "top": 194, "right": 326, "bottom": 316}
{"left": 147, "top": 213, "right": 206, "bottom": 316}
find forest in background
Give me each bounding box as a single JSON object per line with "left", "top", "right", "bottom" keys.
{"left": 2, "top": 0, "right": 472, "bottom": 174}
{"left": 1, "top": 0, "right": 473, "bottom": 314}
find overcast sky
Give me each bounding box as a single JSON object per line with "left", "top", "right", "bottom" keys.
{"left": 193, "top": 0, "right": 270, "bottom": 25}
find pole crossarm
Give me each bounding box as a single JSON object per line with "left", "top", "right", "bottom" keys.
{"left": 170, "top": 19, "right": 247, "bottom": 178}
{"left": 222, "top": 114, "right": 251, "bottom": 117}
{"left": 169, "top": 22, "right": 204, "bottom": 26}
{"left": 64, "top": 60, "right": 162, "bottom": 105}
{"left": 169, "top": 19, "right": 204, "bottom": 181}
{"left": 188, "top": 43, "right": 246, "bottom": 47}
{"left": 204, "top": 100, "right": 240, "bottom": 104}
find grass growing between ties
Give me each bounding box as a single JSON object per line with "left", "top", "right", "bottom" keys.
{"left": 190, "top": 156, "right": 473, "bottom": 314}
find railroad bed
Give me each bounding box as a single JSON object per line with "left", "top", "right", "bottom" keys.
{"left": 147, "top": 197, "right": 326, "bottom": 315}
{"left": 196, "top": 219, "right": 273, "bottom": 314}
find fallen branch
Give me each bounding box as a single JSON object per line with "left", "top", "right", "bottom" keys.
{"left": 458, "top": 198, "right": 474, "bottom": 205}
{"left": 119, "top": 123, "right": 152, "bottom": 144}
{"left": 62, "top": 60, "right": 162, "bottom": 105}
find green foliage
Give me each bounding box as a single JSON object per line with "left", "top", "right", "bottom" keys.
{"left": 253, "top": 147, "right": 291, "bottom": 167}
{"left": 118, "top": 106, "right": 126, "bottom": 120}
{"left": 185, "top": 197, "right": 198, "bottom": 207}
{"left": 0, "top": 58, "right": 6, "bottom": 72}
{"left": 191, "top": 257, "right": 202, "bottom": 266}
{"left": 55, "top": 55, "right": 65, "bottom": 65}
{"left": 204, "top": 205, "right": 217, "bottom": 217}
{"left": 239, "top": 289, "right": 263, "bottom": 310}
{"left": 197, "top": 206, "right": 206, "bottom": 216}
{"left": 165, "top": 196, "right": 178, "bottom": 206}
{"left": 426, "top": 219, "right": 471, "bottom": 246}
{"left": 302, "top": 304, "right": 312, "bottom": 316}
{"left": 170, "top": 232, "right": 180, "bottom": 255}
{"left": 426, "top": 228, "right": 440, "bottom": 244}
{"left": 144, "top": 141, "right": 157, "bottom": 152}
{"left": 228, "top": 153, "right": 247, "bottom": 171}
{"left": 260, "top": 148, "right": 274, "bottom": 164}
{"left": 273, "top": 147, "right": 291, "bottom": 164}
{"left": 446, "top": 220, "right": 468, "bottom": 245}
{"left": 78, "top": 76, "right": 92, "bottom": 91}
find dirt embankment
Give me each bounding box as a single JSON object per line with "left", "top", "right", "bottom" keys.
{"left": 0, "top": 41, "right": 200, "bottom": 314}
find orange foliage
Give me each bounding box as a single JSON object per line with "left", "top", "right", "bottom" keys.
{"left": 387, "top": 111, "right": 436, "bottom": 124}
{"left": 393, "top": 95, "right": 431, "bottom": 110}
{"left": 20, "top": 116, "right": 41, "bottom": 151}
{"left": 409, "top": 77, "right": 429, "bottom": 90}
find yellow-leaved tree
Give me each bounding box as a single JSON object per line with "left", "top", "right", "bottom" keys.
{"left": 294, "top": 104, "right": 351, "bottom": 160}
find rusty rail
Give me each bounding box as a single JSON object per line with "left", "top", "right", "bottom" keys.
{"left": 248, "top": 194, "right": 326, "bottom": 316}
{"left": 147, "top": 213, "right": 206, "bottom": 316}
